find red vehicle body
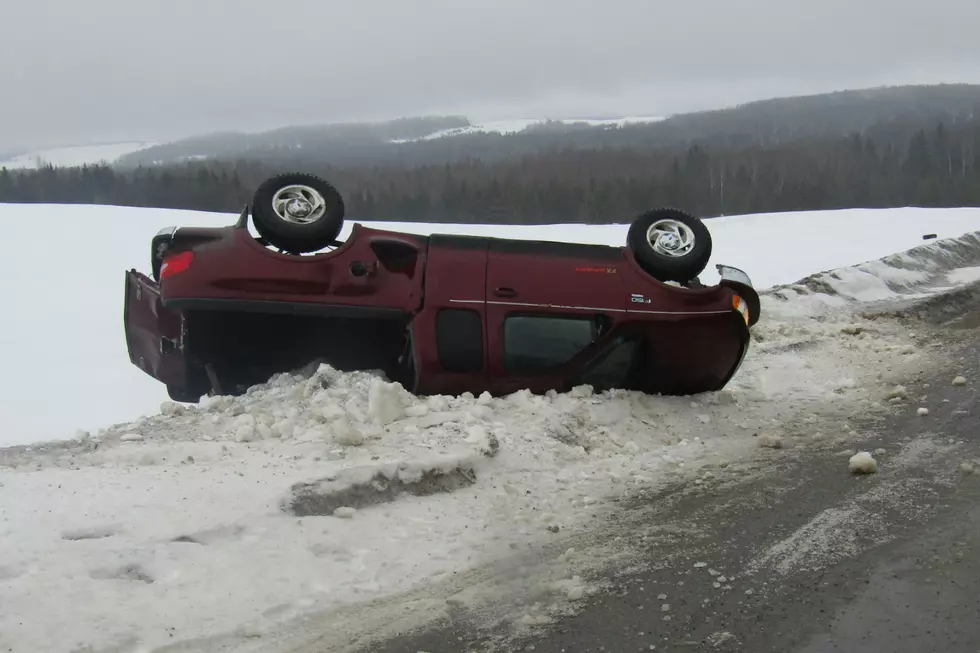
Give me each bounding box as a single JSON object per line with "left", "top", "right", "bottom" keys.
{"left": 124, "top": 178, "right": 760, "bottom": 403}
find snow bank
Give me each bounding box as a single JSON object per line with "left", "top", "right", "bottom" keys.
{"left": 1, "top": 360, "right": 791, "bottom": 652}
{"left": 762, "top": 228, "right": 980, "bottom": 317}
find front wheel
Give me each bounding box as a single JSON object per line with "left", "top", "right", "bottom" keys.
{"left": 251, "top": 172, "right": 345, "bottom": 254}
{"left": 627, "top": 208, "right": 712, "bottom": 283}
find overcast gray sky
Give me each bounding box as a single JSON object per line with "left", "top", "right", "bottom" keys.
{"left": 2, "top": 0, "right": 979, "bottom": 152}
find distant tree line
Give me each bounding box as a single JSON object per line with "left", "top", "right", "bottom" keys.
{"left": 110, "top": 84, "right": 980, "bottom": 169}
{"left": 2, "top": 119, "right": 980, "bottom": 224}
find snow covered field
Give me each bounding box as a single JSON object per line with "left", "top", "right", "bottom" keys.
{"left": 2, "top": 202, "right": 980, "bottom": 446}
{"left": 0, "top": 142, "right": 155, "bottom": 170}
{"left": 3, "top": 202, "right": 980, "bottom": 652}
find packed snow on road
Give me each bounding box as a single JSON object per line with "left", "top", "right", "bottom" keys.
{"left": 2, "top": 202, "right": 980, "bottom": 652}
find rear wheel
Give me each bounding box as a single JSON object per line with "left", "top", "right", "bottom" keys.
{"left": 627, "top": 208, "right": 712, "bottom": 283}
{"left": 251, "top": 172, "right": 345, "bottom": 254}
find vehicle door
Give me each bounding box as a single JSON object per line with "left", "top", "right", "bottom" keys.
{"left": 483, "top": 238, "right": 627, "bottom": 394}
{"left": 409, "top": 235, "right": 490, "bottom": 396}
{"left": 123, "top": 269, "right": 188, "bottom": 389}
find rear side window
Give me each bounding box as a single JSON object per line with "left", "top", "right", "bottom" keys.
{"left": 504, "top": 315, "right": 595, "bottom": 374}
{"left": 436, "top": 309, "right": 484, "bottom": 373}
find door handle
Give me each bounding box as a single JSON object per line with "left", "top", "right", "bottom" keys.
{"left": 494, "top": 287, "right": 518, "bottom": 298}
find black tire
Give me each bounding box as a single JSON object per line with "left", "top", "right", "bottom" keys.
{"left": 251, "top": 172, "right": 345, "bottom": 254}
{"left": 626, "top": 207, "right": 712, "bottom": 283}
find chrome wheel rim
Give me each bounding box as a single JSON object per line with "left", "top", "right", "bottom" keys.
{"left": 271, "top": 185, "right": 327, "bottom": 225}
{"left": 646, "top": 219, "right": 695, "bottom": 257}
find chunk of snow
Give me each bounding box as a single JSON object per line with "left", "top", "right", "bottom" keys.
{"left": 758, "top": 434, "right": 783, "bottom": 449}
{"left": 367, "top": 377, "right": 411, "bottom": 425}
{"left": 887, "top": 385, "right": 908, "bottom": 400}
{"left": 519, "top": 613, "right": 553, "bottom": 626}
{"left": 331, "top": 419, "right": 365, "bottom": 446}
{"left": 848, "top": 451, "right": 878, "bottom": 474}
{"left": 953, "top": 376, "right": 968, "bottom": 386}
{"left": 234, "top": 424, "right": 257, "bottom": 442}
{"left": 917, "top": 407, "right": 930, "bottom": 416}
{"left": 333, "top": 506, "right": 357, "bottom": 518}
{"left": 160, "top": 401, "right": 185, "bottom": 416}
{"left": 119, "top": 432, "right": 143, "bottom": 442}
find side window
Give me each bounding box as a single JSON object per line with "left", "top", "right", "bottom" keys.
{"left": 577, "top": 337, "right": 641, "bottom": 391}
{"left": 504, "top": 314, "right": 595, "bottom": 374}
{"left": 436, "top": 309, "right": 484, "bottom": 373}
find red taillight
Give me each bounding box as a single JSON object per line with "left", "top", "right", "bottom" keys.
{"left": 160, "top": 251, "right": 194, "bottom": 279}
{"left": 733, "top": 294, "right": 750, "bottom": 325}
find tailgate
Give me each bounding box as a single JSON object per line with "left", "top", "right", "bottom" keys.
{"left": 124, "top": 269, "right": 188, "bottom": 388}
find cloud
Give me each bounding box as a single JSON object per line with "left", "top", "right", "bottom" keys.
{"left": 2, "top": 0, "right": 979, "bottom": 151}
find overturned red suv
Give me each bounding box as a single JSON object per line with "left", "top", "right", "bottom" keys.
{"left": 124, "top": 172, "right": 760, "bottom": 403}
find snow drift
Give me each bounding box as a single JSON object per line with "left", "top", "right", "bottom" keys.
{"left": 767, "top": 228, "right": 980, "bottom": 306}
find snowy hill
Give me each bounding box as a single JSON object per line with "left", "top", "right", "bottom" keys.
{"left": 389, "top": 115, "right": 666, "bottom": 142}
{"left": 4, "top": 201, "right": 980, "bottom": 651}
{"left": 0, "top": 141, "right": 156, "bottom": 169}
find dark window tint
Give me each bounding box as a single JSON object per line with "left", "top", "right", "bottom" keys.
{"left": 436, "top": 309, "right": 484, "bottom": 373}
{"left": 504, "top": 315, "right": 595, "bottom": 374}
{"left": 577, "top": 337, "right": 641, "bottom": 390}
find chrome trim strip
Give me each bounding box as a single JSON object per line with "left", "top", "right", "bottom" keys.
{"left": 448, "top": 298, "right": 730, "bottom": 316}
